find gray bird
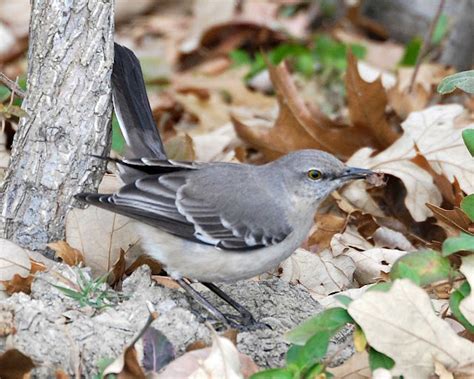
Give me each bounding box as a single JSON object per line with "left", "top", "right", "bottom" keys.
{"left": 76, "top": 44, "right": 374, "bottom": 328}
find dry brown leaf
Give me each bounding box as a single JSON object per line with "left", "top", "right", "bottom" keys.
{"left": 308, "top": 214, "right": 347, "bottom": 251}
{"left": 164, "top": 133, "right": 196, "bottom": 161}
{"left": 55, "top": 369, "right": 70, "bottom": 379}
{"left": 233, "top": 61, "right": 387, "bottom": 161}
{"left": 346, "top": 52, "right": 399, "bottom": 149}
{"left": 152, "top": 275, "right": 181, "bottom": 289}
{"left": 104, "top": 345, "right": 146, "bottom": 379}
{"left": 2, "top": 273, "right": 33, "bottom": 295}
{"left": 125, "top": 255, "right": 162, "bottom": 276}
{"left": 279, "top": 248, "right": 355, "bottom": 299}
{"left": 329, "top": 351, "right": 371, "bottom": 378}
{"left": 0, "top": 349, "right": 35, "bottom": 379}
{"left": 426, "top": 203, "right": 472, "bottom": 235}
{"left": 344, "top": 105, "right": 473, "bottom": 222}
{"left": 48, "top": 240, "right": 85, "bottom": 267}
{"left": 108, "top": 249, "right": 127, "bottom": 287}
{"left": 348, "top": 279, "right": 474, "bottom": 379}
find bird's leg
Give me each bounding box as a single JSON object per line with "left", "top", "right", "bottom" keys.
{"left": 176, "top": 279, "right": 230, "bottom": 328}
{"left": 202, "top": 282, "right": 262, "bottom": 328}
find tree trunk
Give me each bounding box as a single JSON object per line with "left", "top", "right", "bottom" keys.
{"left": 0, "top": 0, "right": 114, "bottom": 258}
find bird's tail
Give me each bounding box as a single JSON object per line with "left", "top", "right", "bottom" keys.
{"left": 112, "top": 43, "right": 167, "bottom": 160}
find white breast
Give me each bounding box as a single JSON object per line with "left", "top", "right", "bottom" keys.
{"left": 135, "top": 216, "right": 313, "bottom": 283}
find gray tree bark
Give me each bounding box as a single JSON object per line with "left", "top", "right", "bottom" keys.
{"left": 0, "top": 0, "right": 114, "bottom": 257}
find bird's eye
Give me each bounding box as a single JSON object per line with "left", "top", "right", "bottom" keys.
{"left": 307, "top": 169, "right": 322, "bottom": 180}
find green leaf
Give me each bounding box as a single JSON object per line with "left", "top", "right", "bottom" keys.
{"left": 295, "top": 53, "right": 314, "bottom": 77}
{"left": 366, "top": 282, "right": 393, "bottom": 292}
{"left": 461, "top": 194, "right": 474, "bottom": 222}
{"left": 303, "top": 363, "right": 325, "bottom": 378}
{"left": 0, "top": 103, "right": 27, "bottom": 118}
{"left": 112, "top": 114, "right": 126, "bottom": 154}
{"left": 229, "top": 49, "right": 252, "bottom": 67}
{"left": 301, "top": 330, "right": 331, "bottom": 362}
{"left": 462, "top": 129, "right": 474, "bottom": 157}
{"left": 399, "top": 37, "right": 422, "bottom": 67}
{"left": 437, "top": 70, "right": 474, "bottom": 95}
{"left": 390, "top": 250, "right": 453, "bottom": 286}
{"left": 52, "top": 285, "right": 83, "bottom": 300}
{"left": 450, "top": 281, "right": 474, "bottom": 333}
{"left": 0, "top": 85, "right": 11, "bottom": 102}
{"left": 368, "top": 347, "right": 395, "bottom": 371}
{"left": 285, "top": 307, "right": 353, "bottom": 345}
{"left": 335, "top": 294, "right": 353, "bottom": 307}
{"left": 442, "top": 233, "right": 474, "bottom": 256}
{"left": 250, "top": 368, "right": 294, "bottom": 379}
{"left": 431, "top": 14, "right": 449, "bottom": 45}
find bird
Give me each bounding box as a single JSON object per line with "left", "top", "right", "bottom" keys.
{"left": 75, "top": 44, "right": 374, "bottom": 329}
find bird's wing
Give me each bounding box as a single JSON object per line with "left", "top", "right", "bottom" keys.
{"left": 76, "top": 166, "right": 293, "bottom": 251}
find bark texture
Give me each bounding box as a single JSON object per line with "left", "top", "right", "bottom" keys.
{"left": 0, "top": 0, "right": 114, "bottom": 256}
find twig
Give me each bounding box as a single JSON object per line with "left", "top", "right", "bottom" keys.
{"left": 129, "top": 301, "right": 159, "bottom": 346}
{"left": 408, "top": 0, "right": 446, "bottom": 93}
{"left": 0, "top": 72, "right": 25, "bottom": 98}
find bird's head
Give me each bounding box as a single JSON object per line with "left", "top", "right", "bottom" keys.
{"left": 269, "top": 149, "right": 375, "bottom": 206}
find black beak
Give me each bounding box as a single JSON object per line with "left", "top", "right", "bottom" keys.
{"left": 339, "top": 167, "right": 374, "bottom": 180}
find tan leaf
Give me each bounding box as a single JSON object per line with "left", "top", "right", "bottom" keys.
{"left": 0, "top": 349, "right": 35, "bottom": 378}
{"left": 233, "top": 61, "right": 388, "bottom": 161}
{"left": 125, "top": 256, "right": 162, "bottom": 276}
{"left": 348, "top": 279, "right": 474, "bottom": 379}
{"left": 66, "top": 175, "right": 140, "bottom": 275}
{"left": 0, "top": 305, "right": 15, "bottom": 337}
{"left": 346, "top": 52, "right": 399, "bottom": 148}
{"left": 459, "top": 255, "right": 474, "bottom": 326}
{"left": 163, "top": 133, "right": 195, "bottom": 161}
{"left": 426, "top": 203, "right": 472, "bottom": 234}
{"left": 279, "top": 248, "right": 355, "bottom": 299}
{"left": 2, "top": 273, "right": 33, "bottom": 295}
{"left": 48, "top": 240, "right": 85, "bottom": 267}
{"left": 329, "top": 351, "right": 371, "bottom": 379}
{"left": 188, "top": 330, "right": 243, "bottom": 379}
{"left": 0, "top": 238, "right": 31, "bottom": 281}
{"left": 308, "top": 214, "right": 347, "bottom": 251}
{"left": 344, "top": 104, "right": 473, "bottom": 221}
{"left": 108, "top": 249, "right": 126, "bottom": 287}
{"left": 103, "top": 345, "right": 146, "bottom": 379}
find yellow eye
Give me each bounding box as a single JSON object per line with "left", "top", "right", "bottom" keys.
{"left": 308, "top": 169, "right": 322, "bottom": 180}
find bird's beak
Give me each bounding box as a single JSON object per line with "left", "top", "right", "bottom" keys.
{"left": 339, "top": 167, "right": 375, "bottom": 180}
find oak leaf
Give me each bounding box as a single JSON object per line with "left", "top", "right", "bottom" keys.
{"left": 48, "top": 240, "right": 85, "bottom": 267}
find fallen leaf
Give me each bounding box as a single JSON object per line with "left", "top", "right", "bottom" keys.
{"left": 279, "top": 248, "right": 355, "bottom": 299}
{"left": 345, "top": 52, "right": 399, "bottom": 149}
{"left": 103, "top": 345, "right": 145, "bottom": 379}
{"left": 48, "top": 240, "right": 85, "bottom": 266}
{"left": 348, "top": 279, "right": 474, "bottom": 379}
{"left": 345, "top": 104, "right": 473, "bottom": 222}
{"left": 55, "top": 369, "right": 70, "bottom": 379}
{"left": 0, "top": 349, "right": 35, "bottom": 379}
{"left": 426, "top": 203, "right": 472, "bottom": 234}
{"left": 344, "top": 247, "right": 407, "bottom": 285}
{"left": 233, "top": 61, "right": 391, "bottom": 161}
{"left": 2, "top": 273, "right": 33, "bottom": 295}
{"left": 329, "top": 351, "right": 371, "bottom": 378}
{"left": 142, "top": 327, "right": 175, "bottom": 372}
{"left": 0, "top": 238, "right": 31, "bottom": 281}
{"left": 163, "top": 133, "right": 196, "bottom": 161}
{"left": 125, "top": 255, "right": 162, "bottom": 276}
{"left": 308, "top": 214, "right": 347, "bottom": 251}
{"left": 459, "top": 255, "right": 474, "bottom": 326}
{"left": 108, "top": 249, "right": 126, "bottom": 287}
{"left": 66, "top": 175, "right": 141, "bottom": 275}
{"left": 186, "top": 329, "right": 248, "bottom": 379}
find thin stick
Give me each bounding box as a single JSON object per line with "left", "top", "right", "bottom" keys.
{"left": 129, "top": 301, "right": 159, "bottom": 346}
{"left": 0, "top": 72, "right": 25, "bottom": 98}
{"left": 408, "top": 0, "right": 446, "bottom": 93}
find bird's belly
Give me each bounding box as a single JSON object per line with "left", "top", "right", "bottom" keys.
{"left": 135, "top": 223, "right": 308, "bottom": 283}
